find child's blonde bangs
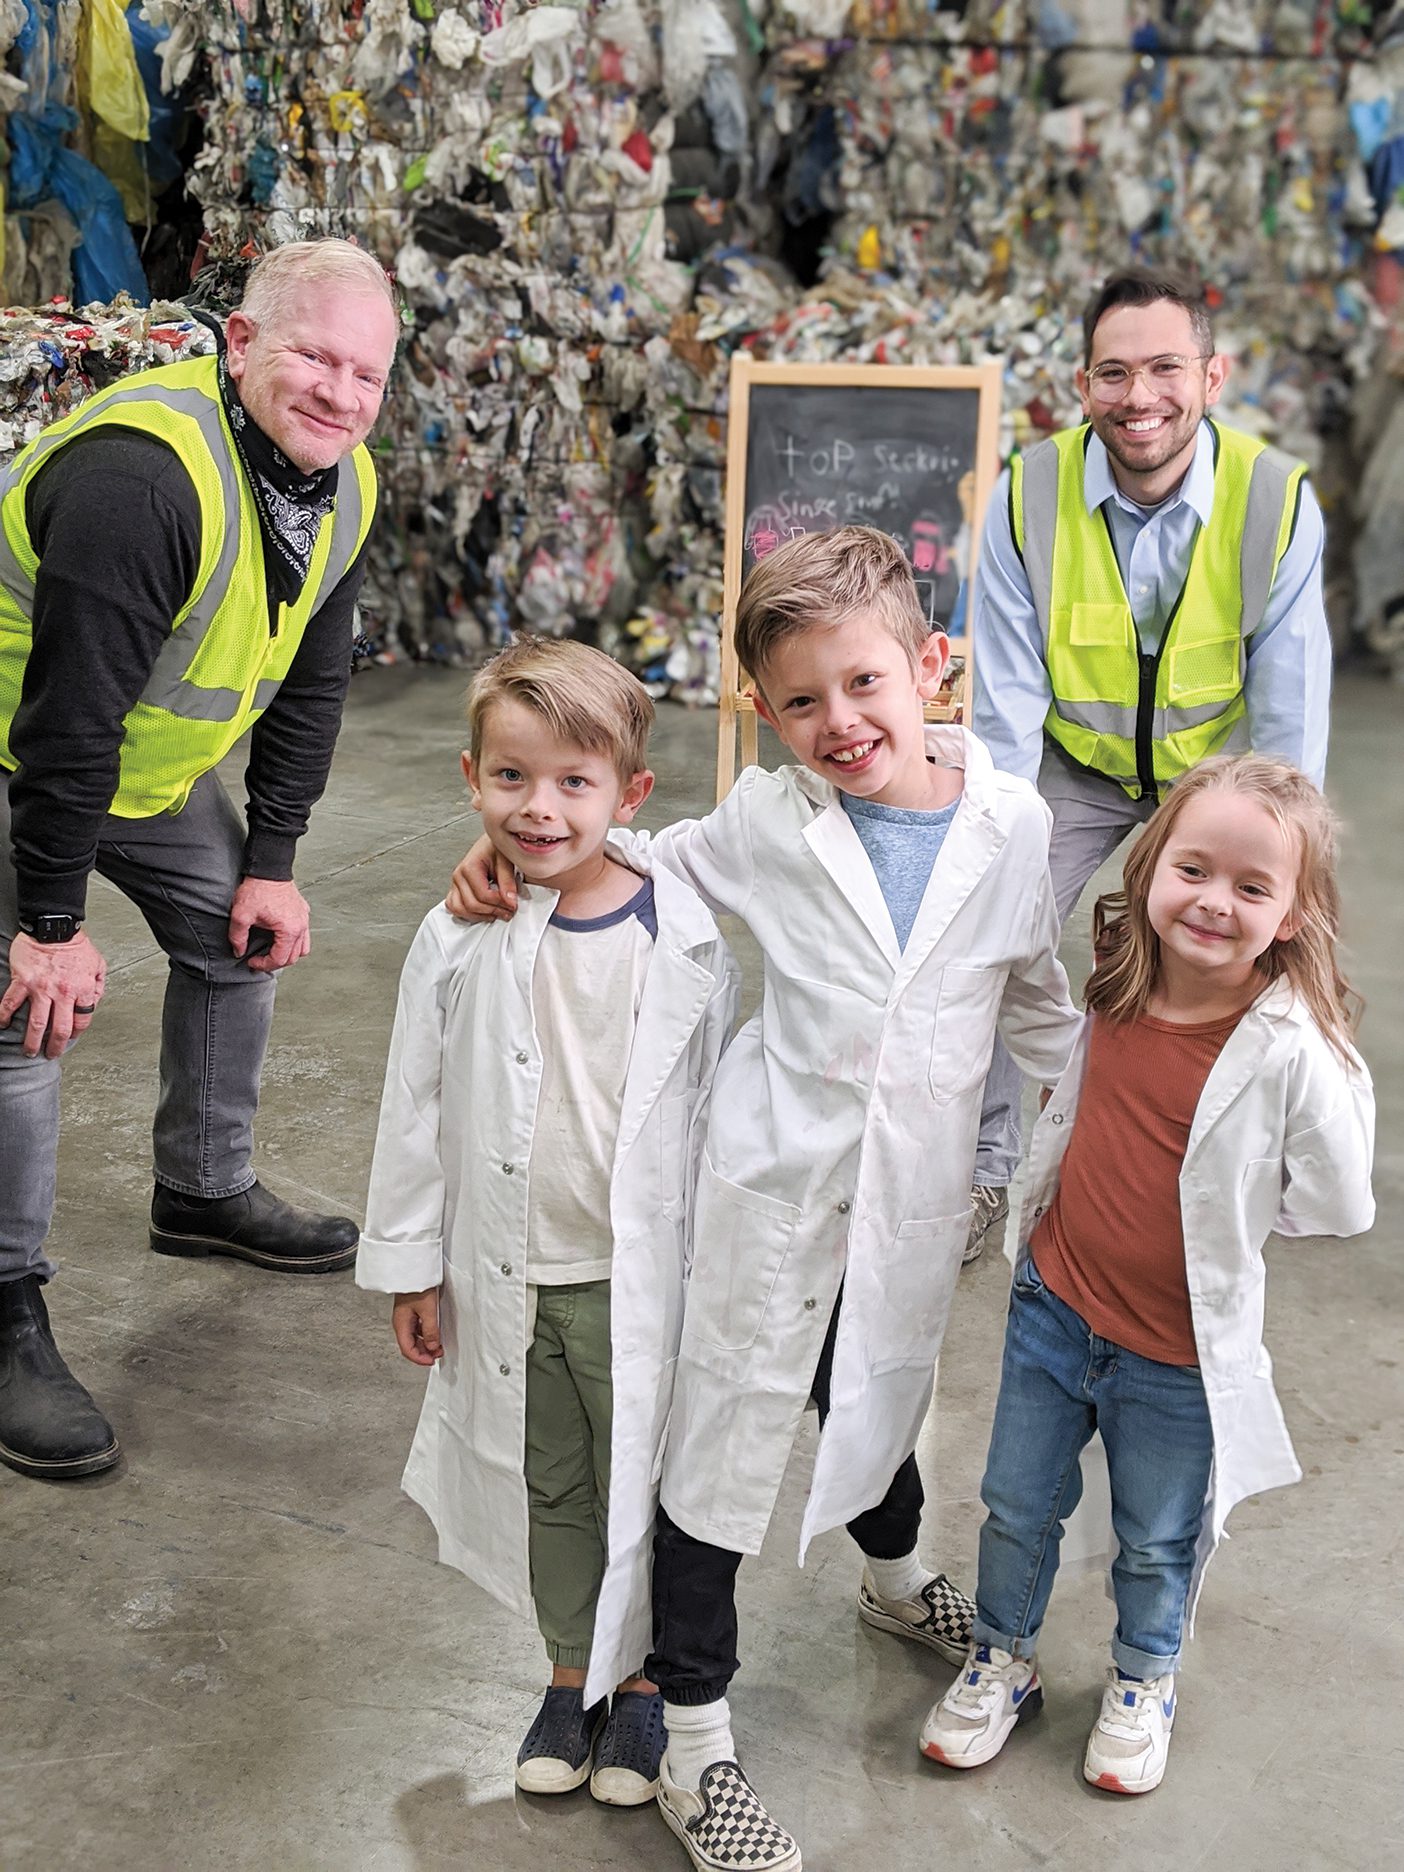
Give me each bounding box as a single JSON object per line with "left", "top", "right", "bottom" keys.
{"left": 467, "top": 637, "right": 654, "bottom": 779}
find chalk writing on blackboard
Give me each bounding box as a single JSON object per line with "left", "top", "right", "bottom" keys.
{"left": 740, "top": 382, "right": 983, "bottom": 633}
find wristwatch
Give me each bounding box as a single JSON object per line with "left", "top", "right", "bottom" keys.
{"left": 18, "top": 913, "right": 83, "bottom": 944}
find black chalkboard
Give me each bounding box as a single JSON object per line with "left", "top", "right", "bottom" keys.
{"left": 717, "top": 358, "right": 1002, "bottom": 795}
{"left": 740, "top": 382, "right": 982, "bottom": 633}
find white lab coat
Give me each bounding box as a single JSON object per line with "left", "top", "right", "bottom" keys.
{"left": 1016, "top": 983, "right": 1375, "bottom": 1623}
{"left": 619, "top": 726, "right": 1082, "bottom": 1557}
{"left": 357, "top": 857, "right": 739, "bottom": 1705}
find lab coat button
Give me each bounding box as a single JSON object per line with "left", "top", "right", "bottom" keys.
{"left": 803, "top": 1297, "right": 817, "bottom": 1310}
{"left": 1033, "top": 1205, "right": 1045, "bottom": 1218}
{"left": 502, "top": 1162, "right": 515, "bottom": 1175}
{"left": 836, "top": 1200, "right": 851, "bottom": 1214}
{"left": 515, "top": 1051, "right": 529, "bottom": 1064}
{"left": 1051, "top": 1113, "right": 1064, "bottom": 1125}
{"left": 499, "top": 1362, "right": 511, "bottom": 1376}
{"left": 500, "top": 1262, "right": 512, "bottom": 1276}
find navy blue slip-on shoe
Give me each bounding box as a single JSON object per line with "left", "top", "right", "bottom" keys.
{"left": 590, "top": 1689, "right": 667, "bottom": 1806}
{"left": 515, "top": 1686, "right": 608, "bottom": 1794}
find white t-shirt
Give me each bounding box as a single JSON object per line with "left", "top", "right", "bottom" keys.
{"left": 524, "top": 875, "right": 656, "bottom": 1286}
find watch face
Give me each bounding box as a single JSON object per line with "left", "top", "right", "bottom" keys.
{"left": 31, "top": 915, "right": 79, "bottom": 944}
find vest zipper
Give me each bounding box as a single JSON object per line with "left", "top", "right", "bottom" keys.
{"left": 1135, "top": 652, "right": 1160, "bottom": 804}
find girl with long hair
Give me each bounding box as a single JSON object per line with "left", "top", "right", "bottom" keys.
{"left": 920, "top": 755, "right": 1375, "bottom": 1795}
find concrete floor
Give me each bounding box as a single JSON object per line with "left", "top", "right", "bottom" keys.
{"left": 2, "top": 671, "right": 1400, "bottom": 1872}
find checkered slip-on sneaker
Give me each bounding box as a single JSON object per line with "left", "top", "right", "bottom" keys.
{"left": 858, "top": 1569, "right": 975, "bottom": 1667}
{"left": 657, "top": 1754, "right": 802, "bottom": 1871}
{"left": 590, "top": 1689, "right": 667, "bottom": 1806}
{"left": 515, "top": 1686, "right": 607, "bottom": 1794}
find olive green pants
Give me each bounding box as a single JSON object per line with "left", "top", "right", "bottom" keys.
{"left": 524, "top": 1280, "right": 613, "bottom": 1669}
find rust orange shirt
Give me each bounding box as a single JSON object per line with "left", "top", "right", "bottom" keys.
{"left": 1031, "top": 1006, "right": 1249, "bottom": 1367}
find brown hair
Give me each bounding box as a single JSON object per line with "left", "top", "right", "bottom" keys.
{"left": 734, "top": 525, "right": 931, "bottom": 683}
{"left": 1088, "top": 755, "right": 1359, "bottom": 1061}
{"left": 1081, "top": 268, "right": 1214, "bottom": 366}
{"left": 466, "top": 637, "right": 654, "bottom": 780}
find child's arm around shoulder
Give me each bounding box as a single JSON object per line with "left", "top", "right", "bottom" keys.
{"left": 357, "top": 905, "right": 472, "bottom": 1297}
{"left": 609, "top": 765, "right": 763, "bottom": 920}
{"left": 1274, "top": 1022, "right": 1376, "bottom": 1241}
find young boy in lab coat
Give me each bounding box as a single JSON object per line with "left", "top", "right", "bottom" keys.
{"left": 450, "top": 526, "right": 1082, "bottom": 1871}
{"left": 359, "top": 640, "right": 738, "bottom": 1808}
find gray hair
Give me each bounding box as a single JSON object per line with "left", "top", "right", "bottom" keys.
{"left": 238, "top": 239, "right": 397, "bottom": 334}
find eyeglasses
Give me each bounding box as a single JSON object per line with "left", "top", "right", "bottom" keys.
{"left": 1085, "top": 354, "right": 1213, "bottom": 402}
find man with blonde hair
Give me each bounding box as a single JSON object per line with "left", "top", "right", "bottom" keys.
{"left": 0, "top": 239, "right": 400, "bottom": 1480}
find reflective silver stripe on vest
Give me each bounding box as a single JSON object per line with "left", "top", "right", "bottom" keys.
{"left": 317, "top": 457, "right": 366, "bottom": 613}
{"left": 1052, "top": 695, "right": 1243, "bottom": 740}
{"left": 1018, "top": 437, "right": 1060, "bottom": 638}
{"left": 1239, "top": 445, "right": 1298, "bottom": 638}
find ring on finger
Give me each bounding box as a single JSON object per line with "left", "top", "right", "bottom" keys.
{"left": 73, "top": 1002, "right": 98, "bottom": 1015}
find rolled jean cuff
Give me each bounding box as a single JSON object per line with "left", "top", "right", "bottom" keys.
{"left": 970, "top": 1616, "right": 1039, "bottom": 1661}
{"left": 153, "top": 1172, "right": 258, "bottom": 1201}
{"left": 544, "top": 1641, "right": 592, "bottom": 1669}
{"left": 1111, "top": 1638, "right": 1180, "bottom": 1680}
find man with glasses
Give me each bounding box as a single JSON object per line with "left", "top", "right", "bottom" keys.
{"left": 962, "top": 268, "right": 1328, "bottom": 1261}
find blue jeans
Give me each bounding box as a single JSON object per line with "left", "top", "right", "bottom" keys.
{"left": 972, "top": 1256, "right": 1214, "bottom": 1679}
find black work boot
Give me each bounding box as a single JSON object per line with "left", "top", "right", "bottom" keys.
{"left": 149, "top": 1181, "right": 359, "bottom": 1274}
{"left": 0, "top": 1276, "right": 120, "bottom": 1479}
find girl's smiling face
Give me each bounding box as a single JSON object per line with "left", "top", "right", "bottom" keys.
{"left": 1146, "top": 791, "right": 1301, "bottom": 996}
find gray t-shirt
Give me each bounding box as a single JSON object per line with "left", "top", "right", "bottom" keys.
{"left": 840, "top": 791, "right": 960, "bottom": 950}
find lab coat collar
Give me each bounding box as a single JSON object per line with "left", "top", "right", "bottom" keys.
{"left": 1084, "top": 418, "right": 1216, "bottom": 525}
{"left": 1182, "top": 978, "right": 1300, "bottom": 1156}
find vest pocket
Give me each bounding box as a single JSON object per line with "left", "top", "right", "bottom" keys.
{"left": 682, "top": 1152, "right": 801, "bottom": 1354}
{"left": 1065, "top": 602, "right": 1133, "bottom": 647}
{"left": 1165, "top": 636, "right": 1242, "bottom": 707}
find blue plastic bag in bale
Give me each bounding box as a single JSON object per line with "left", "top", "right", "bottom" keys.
{"left": 7, "top": 101, "right": 149, "bottom": 303}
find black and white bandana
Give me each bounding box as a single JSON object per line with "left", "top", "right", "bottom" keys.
{"left": 215, "top": 350, "right": 338, "bottom": 608}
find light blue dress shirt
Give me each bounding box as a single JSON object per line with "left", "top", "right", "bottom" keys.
{"left": 971, "top": 420, "right": 1330, "bottom": 787}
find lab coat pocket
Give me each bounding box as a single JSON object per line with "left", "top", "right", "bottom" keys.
{"left": 870, "top": 1211, "right": 967, "bottom": 1374}
{"left": 659, "top": 1094, "right": 691, "bottom": 1225}
{"left": 929, "top": 963, "right": 1004, "bottom": 1101}
{"left": 682, "top": 1154, "right": 801, "bottom": 1355}
{"left": 1240, "top": 1155, "right": 1285, "bottom": 1244}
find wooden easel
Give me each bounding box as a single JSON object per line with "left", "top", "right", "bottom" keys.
{"left": 717, "top": 357, "right": 1003, "bottom": 800}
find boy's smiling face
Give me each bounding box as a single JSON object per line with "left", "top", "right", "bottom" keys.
{"left": 752, "top": 610, "right": 950, "bottom": 809}
{"left": 464, "top": 699, "right": 651, "bottom": 896}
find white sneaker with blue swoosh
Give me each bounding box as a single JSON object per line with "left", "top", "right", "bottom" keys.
{"left": 919, "top": 1642, "right": 1043, "bottom": 1768}
{"left": 1083, "top": 1669, "right": 1176, "bottom": 1794}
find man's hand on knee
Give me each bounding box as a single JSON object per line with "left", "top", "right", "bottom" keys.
{"left": 0, "top": 930, "right": 107, "bottom": 1058}
{"left": 228, "top": 877, "right": 312, "bottom": 973}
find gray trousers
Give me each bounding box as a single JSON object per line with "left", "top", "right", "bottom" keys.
{"left": 0, "top": 769, "right": 275, "bottom": 1285}
{"left": 973, "top": 747, "right": 1156, "bottom": 1189}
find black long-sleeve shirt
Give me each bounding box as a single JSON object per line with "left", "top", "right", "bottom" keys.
{"left": 6, "top": 429, "right": 369, "bottom": 924}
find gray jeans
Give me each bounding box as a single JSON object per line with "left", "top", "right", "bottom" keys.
{"left": 974, "top": 747, "right": 1156, "bottom": 1188}
{"left": 0, "top": 769, "right": 275, "bottom": 1284}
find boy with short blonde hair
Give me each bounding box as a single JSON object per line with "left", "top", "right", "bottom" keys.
{"left": 451, "top": 528, "right": 1081, "bottom": 1870}
{"left": 361, "top": 637, "right": 737, "bottom": 1808}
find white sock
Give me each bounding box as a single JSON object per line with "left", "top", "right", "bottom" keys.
{"left": 864, "top": 1548, "right": 930, "bottom": 1603}
{"left": 664, "top": 1697, "right": 736, "bottom": 1789}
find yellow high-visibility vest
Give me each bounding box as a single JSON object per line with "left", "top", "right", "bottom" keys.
{"left": 0, "top": 354, "right": 377, "bottom": 816}
{"left": 1009, "top": 420, "right": 1304, "bottom": 799}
